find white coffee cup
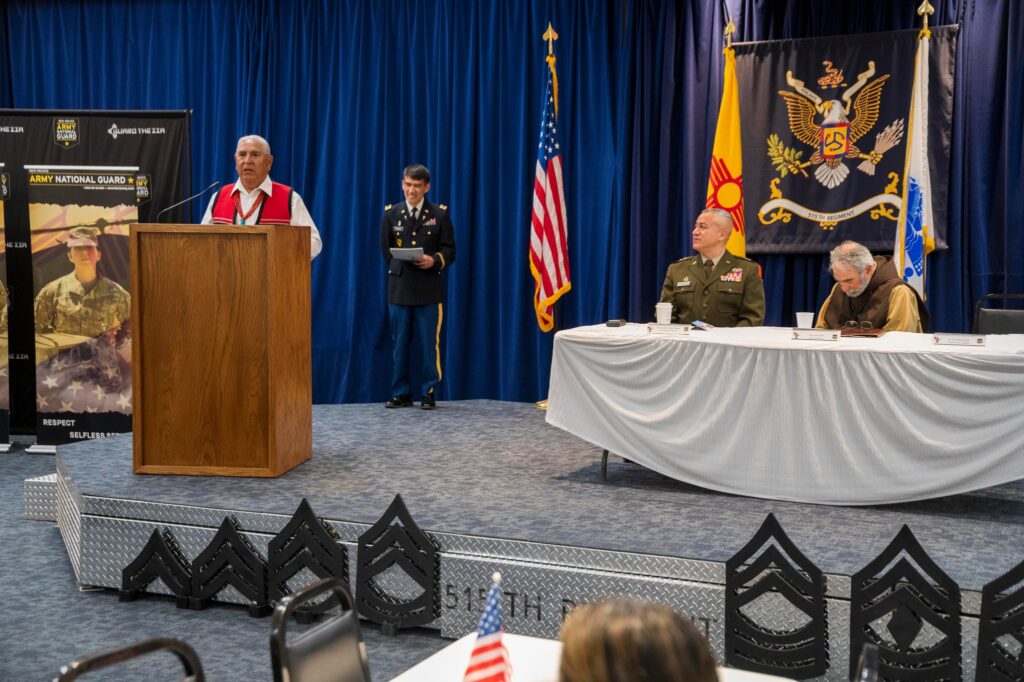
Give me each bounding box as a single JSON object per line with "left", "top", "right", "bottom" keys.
{"left": 796, "top": 312, "right": 814, "bottom": 328}
{"left": 655, "top": 302, "right": 672, "bottom": 324}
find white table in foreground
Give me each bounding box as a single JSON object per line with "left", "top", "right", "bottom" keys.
{"left": 389, "top": 632, "right": 792, "bottom": 681}
{"left": 546, "top": 324, "right": 1024, "bottom": 505}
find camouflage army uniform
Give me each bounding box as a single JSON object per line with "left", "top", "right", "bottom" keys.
{"left": 34, "top": 272, "right": 130, "bottom": 337}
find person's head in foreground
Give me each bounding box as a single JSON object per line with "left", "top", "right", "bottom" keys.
{"left": 558, "top": 597, "right": 718, "bottom": 682}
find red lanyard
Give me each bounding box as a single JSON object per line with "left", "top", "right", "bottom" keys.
{"left": 233, "top": 190, "right": 266, "bottom": 222}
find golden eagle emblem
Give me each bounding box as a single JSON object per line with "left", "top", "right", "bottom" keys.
{"left": 769, "top": 61, "right": 905, "bottom": 189}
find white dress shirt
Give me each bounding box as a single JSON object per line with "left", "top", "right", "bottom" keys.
{"left": 201, "top": 176, "right": 322, "bottom": 259}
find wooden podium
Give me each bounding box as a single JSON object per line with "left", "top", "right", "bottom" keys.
{"left": 130, "top": 224, "right": 312, "bottom": 477}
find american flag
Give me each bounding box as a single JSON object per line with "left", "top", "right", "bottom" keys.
{"left": 529, "top": 54, "right": 570, "bottom": 332}
{"left": 463, "top": 573, "right": 511, "bottom": 682}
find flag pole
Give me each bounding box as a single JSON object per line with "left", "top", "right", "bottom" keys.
{"left": 535, "top": 22, "right": 562, "bottom": 412}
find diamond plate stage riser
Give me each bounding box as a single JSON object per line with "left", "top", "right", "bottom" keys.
{"left": 55, "top": 459, "right": 83, "bottom": 580}
{"left": 75, "top": 514, "right": 980, "bottom": 682}
{"left": 75, "top": 496, "right": 857, "bottom": 603}
{"left": 70, "top": 494, "right": 985, "bottom": 615}
{"left": 77, "top": 516, "right": 439, "bottom": 628}
{"left": 24, "top": 474, "right": 57, "bottom": 521}
{"left": 80, "top": 517, "right": 342, "bottom": 607}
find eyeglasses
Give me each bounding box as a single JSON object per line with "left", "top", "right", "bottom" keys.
{"left": 844, "top": 320, "right": 873, "bottom": 329}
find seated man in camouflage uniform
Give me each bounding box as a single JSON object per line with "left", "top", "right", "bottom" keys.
{"left": 34, "top": 226, "right": 130, "bottom": 338}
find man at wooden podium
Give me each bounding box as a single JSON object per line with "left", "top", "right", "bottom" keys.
{"left": 201, "top": 134, "right": 323, "bottom": 259}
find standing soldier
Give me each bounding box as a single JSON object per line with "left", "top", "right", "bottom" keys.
{"left": 34, "top": 226, "right": 130, "bottom": 338}
{"left": 380, "top": 164, "right": 456, "bottom": 409}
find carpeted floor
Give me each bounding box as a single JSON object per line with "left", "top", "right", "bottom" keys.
{"left": 5, "top": 398, "right": 1024, "bottom": 680}
{"left": 0, "top": 445, "right": 448, "bottom": 682}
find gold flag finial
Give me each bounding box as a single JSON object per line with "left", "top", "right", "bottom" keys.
{"left": 917, "top": 0, "right": 935, "bottom": 32}
{"left": 542, "top": 22, "right": 558, "bottom": 56}
{"left": 724, "top": 18, "right": 736, "bottom": 49}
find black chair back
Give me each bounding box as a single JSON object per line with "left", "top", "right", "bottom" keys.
{"left": 54, "top": 637, "right": 204, "bottom": 681}
{"left": 270, "top": 577, "right": 371, "bottom": 682}
{"left": 973, "top": 293, "right": 1024, "bottom": 334}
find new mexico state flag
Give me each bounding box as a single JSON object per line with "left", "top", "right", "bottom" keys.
{"left": 706, "top": 47, "right": 745, "bottom": 257}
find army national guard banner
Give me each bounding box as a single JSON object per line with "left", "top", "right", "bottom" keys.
{"left": 734, "top": 26, "right": 956, "bottom": 253}
{"left": 0, "top": 111, "right": 189, "bottom": 447}
{"left": 28, "top": 167, "right": 136, "bottom": 445}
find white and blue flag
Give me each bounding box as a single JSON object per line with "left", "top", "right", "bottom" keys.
{"left": 894, "top": 29, "right": 936, "bottom": 299}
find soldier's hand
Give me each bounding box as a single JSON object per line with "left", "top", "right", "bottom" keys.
{"left": 412, "top": 254, "right": 435, "bottom": 269}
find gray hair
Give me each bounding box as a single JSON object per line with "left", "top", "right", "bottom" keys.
{"left": 699, "top": 207, "right": 733, "bottom": 232}
{"left": 829, "top": 241, "right": 874, "bottom": 274}
{"left": 236, "top": 134, "right": 271, "bottom": 155}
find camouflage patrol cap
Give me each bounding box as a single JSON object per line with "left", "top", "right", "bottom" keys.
{"left": 66, "top": 226, "right": 101, "bottom": 247}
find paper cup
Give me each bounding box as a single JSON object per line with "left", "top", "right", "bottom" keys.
{"left": 655, "top": 302, "right": 672, "bottom": 324}
{"left": 796, "top": 312, "right": 814, "bottom": 328}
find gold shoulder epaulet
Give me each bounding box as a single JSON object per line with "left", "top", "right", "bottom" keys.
{"left": 439, "top": 203, "right": 448, "bottom": 210}
{"left": 384, "top": 204, "right": 392, "bottom": 211}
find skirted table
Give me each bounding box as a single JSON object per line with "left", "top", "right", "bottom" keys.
{"left": 546, "top": 324, "right": 1024, "bottom": 505}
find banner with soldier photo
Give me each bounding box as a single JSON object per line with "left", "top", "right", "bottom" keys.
{"left": 0, "top": 162, "right": 10, "bottom": 447}
{"left": 0, "top": 110, "right": 189, "bottom": 448}
{"left": 734, "top": 26, "right": 956, "bottom": 253}
{"left": 27, "top": 166, "right": 137, "bottom": 445}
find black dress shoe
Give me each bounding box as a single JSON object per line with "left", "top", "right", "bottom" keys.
{"left": 385, "top": 394, "right": 413, "bottom": 408}
{"left": 420, "top": 394, "right": 436, "bottom": 410}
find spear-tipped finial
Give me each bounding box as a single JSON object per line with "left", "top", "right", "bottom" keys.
{"left": 724, "top": 18, "right": 736, "bottom": 49}
{"left": 917, "top": 0, "right": 935, "bottom": 32}
{"left": 542, "top": 23, "right": 558, "bottom": 55}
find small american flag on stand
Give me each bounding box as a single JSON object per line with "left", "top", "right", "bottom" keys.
{"left": 463, "top": 572, "right": 511, "bottom": 682}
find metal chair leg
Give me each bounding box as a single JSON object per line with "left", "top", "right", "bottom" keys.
{"left": 600, "top": 449, "right": 609, "bottom": 482}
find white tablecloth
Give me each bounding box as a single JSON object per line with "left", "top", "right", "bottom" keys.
{"left": 546, "top": 324, "right": 1024, "bottom": 505}
{"left": 390, "top": 632, "right": 791, "bottom": 681}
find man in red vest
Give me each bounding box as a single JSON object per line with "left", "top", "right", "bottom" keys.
{"left": 201, "top": 135, "right": 322, "bottom": 259}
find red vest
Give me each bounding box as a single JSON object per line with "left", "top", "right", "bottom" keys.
{"left": 210, "top": 181, "right": 293, "bottom": 225}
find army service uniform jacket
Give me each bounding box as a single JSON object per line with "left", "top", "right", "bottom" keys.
{"left": 659, "top": 250, "right": 765, "bottom": 327}
{"left": 380, "top": 200, "right": 456, "bottom": 306}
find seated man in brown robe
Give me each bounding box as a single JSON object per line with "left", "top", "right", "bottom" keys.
{"left": 815, "top": 240, "right": 929, "bottom": 332}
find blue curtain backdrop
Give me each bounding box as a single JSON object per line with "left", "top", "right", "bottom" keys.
{"left": 1, "top": 0, "right": 1020, "bottom": 405}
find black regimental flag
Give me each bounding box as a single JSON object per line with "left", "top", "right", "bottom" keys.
{"left": 734, "top": 26, "right": 956, "bottom": 254}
